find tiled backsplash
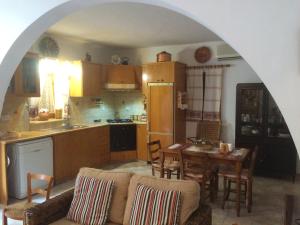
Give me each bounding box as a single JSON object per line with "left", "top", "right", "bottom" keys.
{"left": 0, "top": 95, "right": 29, "bottom": 132}
{"left": 113, "top": 92, "right": 145, "bottom": 119}
{"left": 70, "top": 91, "right": 145, "bottom": 124}
{"left": 0, "top": 91, "right": 145, "bottom": 131}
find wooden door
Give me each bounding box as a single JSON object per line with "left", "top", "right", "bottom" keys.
{"left": 148, "top": 84, "right": 174, "bottom": 133}
{"left": 137, "top": 124, "right": 148, "bottom": 161}
{"left": 82, "top": 62, "right": 102, "bottom": 96}
{"left": 53, "top": 133, "right": 75, "bottom": 184}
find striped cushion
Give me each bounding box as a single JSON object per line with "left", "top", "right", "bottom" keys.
{"left": 67, "top": 176, "right": 114, "bottom": 225}
{"left": 129, "top": 184, "right": 181, "bottom": 225}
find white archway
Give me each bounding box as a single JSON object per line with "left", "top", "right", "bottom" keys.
{"left": 1, "top": 0, "right": 300, "bottom": 155}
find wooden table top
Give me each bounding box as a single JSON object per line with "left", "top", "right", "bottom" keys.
{"left": 160, "top": 143, "right": 250, "bottom": 162}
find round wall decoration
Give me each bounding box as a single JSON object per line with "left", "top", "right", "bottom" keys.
{"left": 38, "top": 36, "right": 60, "bottom": 57}
{"left": 194, "top": 46, "right": 211, "bottom": 63}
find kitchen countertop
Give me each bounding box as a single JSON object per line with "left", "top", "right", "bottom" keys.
{"left": 0, "top": 121, "right": 147, "bottom": 145}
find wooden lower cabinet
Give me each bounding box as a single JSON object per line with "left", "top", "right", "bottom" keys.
{"left": 53, "top": 126, "right": 109, "bottom": 184}
{"left": 137, "top": 124, "right": 148, "bottom": 161}
{"left": 110, "top": 150, "right": 137, "bottom": 161}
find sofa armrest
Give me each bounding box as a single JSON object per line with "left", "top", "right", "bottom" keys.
{"left": 24, "top": 189, "right": 74, "bottom": 225}
{"left": 185, "top": 204, "right": 212, "bottom": 225}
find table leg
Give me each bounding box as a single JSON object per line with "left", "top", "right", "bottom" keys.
{"left": 159, "top": 151, "right": 164, "bottom": 178}
{"left": 236, "top": 162, "right": 242, "bottom": 216}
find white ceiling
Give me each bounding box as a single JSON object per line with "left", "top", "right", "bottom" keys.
{"left": 48, "top": 3, "right": 221, "bottom": 48}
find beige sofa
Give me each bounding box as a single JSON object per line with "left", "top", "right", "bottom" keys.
{"left": 25, "top": 168, "right": 211, "bottom": 225}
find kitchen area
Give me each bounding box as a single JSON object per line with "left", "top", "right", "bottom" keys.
{"left": 0, "top": 42, "right": 187, "bottom": 205}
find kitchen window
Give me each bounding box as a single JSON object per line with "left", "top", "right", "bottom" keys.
{"left": 29, "top": 58, "right": 81, "bottom": 121}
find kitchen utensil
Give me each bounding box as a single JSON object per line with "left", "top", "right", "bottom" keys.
{"left": 38, "top": 112, "right": 49, "bottom": 121}
{"left": 156, "top": 51, "right": 171, "bottom": 62}
{"left": 55, "top": 109, "right": 62, "bottom": 119}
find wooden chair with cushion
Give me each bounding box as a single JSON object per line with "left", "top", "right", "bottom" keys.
{"left": 3, "top": 172, "right": 54, "bottom": 225}
{"left": 219, "top": 146, "right": 258, "bottom": 213}
{"left": 147, "top": 140, "right": 180, "bottom": 179}
{"left": 178, "top": 149, "right": 218, "bottom": 203}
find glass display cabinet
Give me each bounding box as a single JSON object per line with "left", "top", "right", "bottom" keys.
{"left": 235, "top": 83, "right": 296, "bottom": 180}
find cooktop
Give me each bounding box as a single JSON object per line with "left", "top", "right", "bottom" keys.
{"left": 106, "top": 119, "right": 133, "bottom": 123}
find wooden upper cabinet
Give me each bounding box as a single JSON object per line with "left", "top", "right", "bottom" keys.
{"left": 70, "top": 61, "right": 103, "bottom": 97}
{"left": 142, "top": 62, "right": 175, "bottom": 83}
{"left": 13, "top": 52, "right": 40, "bottom": 97}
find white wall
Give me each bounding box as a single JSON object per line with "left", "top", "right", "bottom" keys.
{"left": 1, "top": 0, "right": 300, "bottom": 162}
{"left": 117, "top": 41, "right": 262, "bottom": 144}
{"left": 30, "top": 33, "right": 114, "bottom": 64}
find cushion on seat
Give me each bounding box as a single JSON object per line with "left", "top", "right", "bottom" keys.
{"left": 123, "top": 174, "right": 200, "bottom": 225}
{"left": 129, "top": 184, "right": 181, "bottom": 225}
{"left": 77, "top": 168, "right": 133, "bottom": 224}
{"left": 50, "top": 217, "right": 120, "bottom": 225}
{"left": 5, "top": 202, "right": 36, "bottom": 219}
{"left": 67, "top": 176, "right": 114, "bottom": 225}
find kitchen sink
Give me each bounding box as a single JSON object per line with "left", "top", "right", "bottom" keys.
{"left": 51, "top": 124, "right": 89, "bottom": 131}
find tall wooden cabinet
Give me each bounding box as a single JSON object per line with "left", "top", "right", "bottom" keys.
{"left": 143, "top": 62, "right": 186, "bottom": 148}
{"left": 235, "top": 83, "right": 297, "bottom": 180}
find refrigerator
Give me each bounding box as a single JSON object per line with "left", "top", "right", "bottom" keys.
{"left": 147, "top": 82, "right": 185, "bottom": 148}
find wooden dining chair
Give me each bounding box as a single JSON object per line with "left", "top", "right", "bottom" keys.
{"left": 178, "top": 149, "right": 218, "bottom": 202}
{"left": 187, "top": 120, "right": 221, "bottom": 146}
{"left": 3, "top": 172, "right": 54, "bottom": 225}
{"left": 147, "top": 140, "right": 180, "bottom": 179}
{"left": 219, "top": 146, "right": 258, "bottom": 213}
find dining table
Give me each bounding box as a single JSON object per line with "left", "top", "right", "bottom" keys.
{"left": 159, "top": 143, "right": 251, "bottom": 217}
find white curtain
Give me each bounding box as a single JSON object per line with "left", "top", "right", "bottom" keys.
{"left": 186, "top": 67, "right": 223, "bottom": 121}
{"left": 29, "top": 58, "right": 81, "bottom": 113}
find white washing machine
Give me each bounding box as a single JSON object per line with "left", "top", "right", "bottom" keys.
{"left": 7, "top": 137, "right": 53, "bottom": 199}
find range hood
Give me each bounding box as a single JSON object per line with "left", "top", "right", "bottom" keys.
{"left": 104, "top": 64, "right": 141, "bottom": 91}
{"left": 105, "top": 83, "right": 137, "bottom": 90}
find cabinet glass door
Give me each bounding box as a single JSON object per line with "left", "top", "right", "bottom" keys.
{"left": 239, "top": 87, "right": 264, "bottom": 136}
{"left": 21, "top": 57, "right": 39, "bottom": 95}
{"left": 267, "top": 94, "right": 290, "bottom": 138}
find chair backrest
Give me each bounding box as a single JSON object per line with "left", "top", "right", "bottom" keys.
{"left": 248, "top": 146, "right": 258, "bottom": 177}
{"left": 178, "top": 149, "right": 211, "bottom": 181}
{"left": 27, "top": 172, "right": 54, "bottom": 203}
{"left": 196, "top": 120, "right": 221, "bottom": 143}
{"left": 147, "top": 140, "right": 161, "bottom": 163}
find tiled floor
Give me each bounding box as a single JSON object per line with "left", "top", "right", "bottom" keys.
{"left": 1, "top": 160, "right": 298, "bottom": 225}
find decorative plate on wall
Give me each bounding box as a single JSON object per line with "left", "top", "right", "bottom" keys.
{"left": 111, "top": 55, "right": 121, "bottom": 64}
{"left": 194, "top": 46, "right": 211, "bottom": 63}
{"left": 38, "top": 37, "right": 60, "bottom": 57}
